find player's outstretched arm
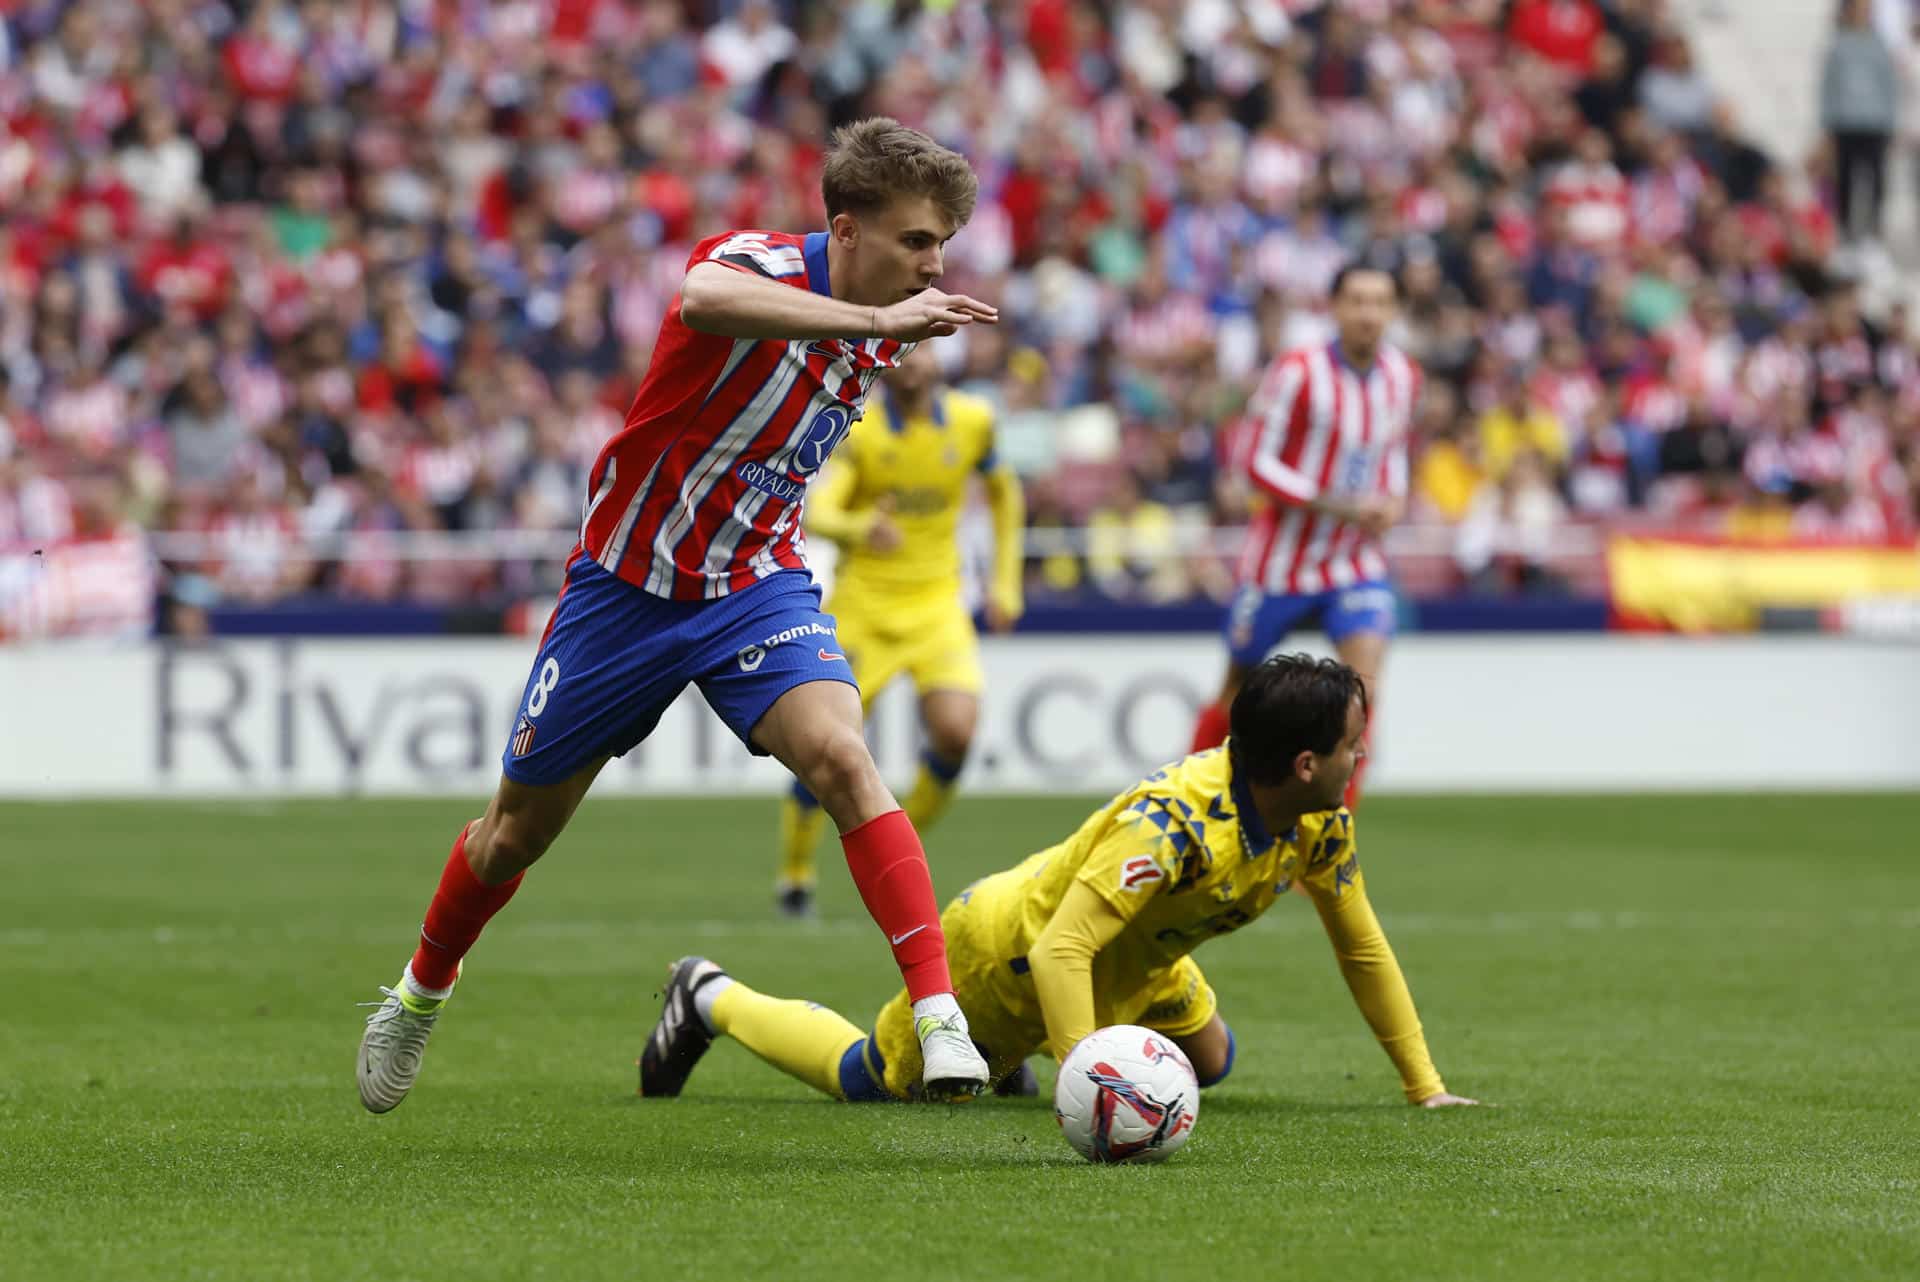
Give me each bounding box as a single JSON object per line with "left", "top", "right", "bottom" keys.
{"left": 1028, "top": 881, "right": 1131, "bottom": 1061}
{"left": 1305, "top": 864, "right": 1480, "bottom": 1105}
{"left": 680, "top": 262, "right": 997, "bottom": 343}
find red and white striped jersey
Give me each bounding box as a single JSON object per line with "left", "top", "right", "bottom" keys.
{"left": 1237, "top": 341, "right": 1421, "bottom": 594}
{"left": 580, "top": 230, "right": 909, "bottom": 600}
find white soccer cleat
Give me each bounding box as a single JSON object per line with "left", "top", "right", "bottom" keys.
{"left": 356, "top": 981, "right": 449, "bottom": 1114}
{"left": 916, "top": 1013, "right": 989, "bottom": 1102}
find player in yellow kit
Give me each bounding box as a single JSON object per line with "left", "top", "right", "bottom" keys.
{"left": 640, "top": 654, "right": 1480, "bottom": 1109}
{"left": 774, "top": 343, "right": 1025, "bottom": 916}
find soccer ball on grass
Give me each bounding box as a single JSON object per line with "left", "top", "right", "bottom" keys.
{"left": 1053, "top": 1024, "right": 1199, "bottom": 1164}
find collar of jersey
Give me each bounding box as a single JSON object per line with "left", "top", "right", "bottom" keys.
{"left": 1328, "top": 339, "right": 1378, "bottom": 378}
{"left": 1228, "top": 757, "right": 1284, "bottom": 854}
{"left": 880, "top": 383, "right": 945, "bottom": 434}
{"left": 802, "top": 231, "right": 833, "bottom": 296}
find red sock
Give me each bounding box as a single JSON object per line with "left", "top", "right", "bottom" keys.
{"left": 1190, "top": 700, "right": 1230, "bottom": 754}
{"left": 409, "top": 824, "right": 524, "bottom": 990}
{"left": 840, "top": 809, "right": 952, "bottom": 1002}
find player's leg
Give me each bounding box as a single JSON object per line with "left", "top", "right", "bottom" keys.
{"left": 359, "top": 760, "right": 610, "bottom": 1113}
{"left": 1324, "top": 581, "right": 1396, "bottom": 809}
{"left": 904, "top": 689, "right": 976, "bottom": 831}
{"left": 1136, "top": 957, "right": 1233, "bottom": 1087}
{"left": 638, "top": 956, "right": 881, "bottom": 1100}
{"left": 1190, "top": 660, "right": 1251, "bottom": 753}
{"left": 900, "top": 602, "right": 986, "bottom": 832}
{"left": 775, "top": 611, "right": 896, "bottom": 917}
{"left": 1170, "top": 1015, "right": 1237, "bottom": 1089}
{"left": 358, "top": 551, "right": 684, "bottom": 1113}
{"left": 867, "top": 977, "right": 1039, "bottom": 1101}
{"left": 698, "top": 580, "right": 988, "bottom": 1098}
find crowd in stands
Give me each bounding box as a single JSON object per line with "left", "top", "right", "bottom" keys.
{"left": 3, "top": 0, "right": 1920, "bottom": 633}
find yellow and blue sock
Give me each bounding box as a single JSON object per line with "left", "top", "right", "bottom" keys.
{"left": 779, "top": 779, "right": 828, "bottom": 889}
{"left": 902, "top": 749, "right": 965, "bottom": 833}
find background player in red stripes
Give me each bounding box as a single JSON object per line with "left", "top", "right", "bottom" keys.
{"left": 1189, "top": 264, "right": 1419, "bottom": 810}
{"left": 358, "top": 119, "right": 1002, "bottom": 1112}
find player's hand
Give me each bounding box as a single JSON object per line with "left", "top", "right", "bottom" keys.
{"left": 984, "top": 598, "right": 1021, "bottom": 633}
{"left": 1351, "top": 496, "right": 1402, "bottom": 538}
{"left": 873, "top": 289, "right": 999, "bottom": 341}
{"left": 865, "top": 512, "right": 904, "bottom": 554}
{"left": 1416, "top": 1092, "right": 1482, "bottom": 1108}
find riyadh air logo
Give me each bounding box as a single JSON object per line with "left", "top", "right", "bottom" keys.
{"left": 736, "top": 460, "right": 806, "bottom": 502}
{"left": 793, "top": 403, "right": 854, "bottom": 475}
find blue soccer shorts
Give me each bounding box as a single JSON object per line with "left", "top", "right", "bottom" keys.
{"left": 1223, "top": 579, "right": 1397, "bottom": 667}
{"left": 501, "top": 554, "right": 856, "bottom": 786}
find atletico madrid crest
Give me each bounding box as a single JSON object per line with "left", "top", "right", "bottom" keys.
{"left": 511, "top": 716, "right": 536, "bottom": 757}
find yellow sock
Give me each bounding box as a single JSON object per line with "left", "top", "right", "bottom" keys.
{"left": 710, "top": 982, "right": 866, "bottom": 1099}
{"left": 778, "top": 794, "right": 828, "bottom": 887}
{"left": 902, "top": 753, "right": 963, "bottom": 833}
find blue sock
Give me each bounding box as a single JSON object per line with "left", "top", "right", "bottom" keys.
{"left": 837, "top": 1037, "right": 892, "bottom": 1102}
{"left": 922, "top": 749, "right": 965, "bottom": 784}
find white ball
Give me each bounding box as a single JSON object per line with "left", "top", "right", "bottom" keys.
{"left": 1053, "top": 1025, "right": 1200, "bottom": 1164}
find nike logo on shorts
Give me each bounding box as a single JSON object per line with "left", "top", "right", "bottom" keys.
{"left": 819, "top": 649, "right": 846, "bottom": 662}
{"left": 890, "top": 924, "right": 928, "bottom": 945}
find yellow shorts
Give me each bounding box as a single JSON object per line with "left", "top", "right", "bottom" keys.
{"left": 868, "top": 876, "right": 1219, "bottom": 1100}
{"left": 829, "top": 591, "right": 983, "bottom": 709}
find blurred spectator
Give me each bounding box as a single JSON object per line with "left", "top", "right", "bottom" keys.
{"left": 1821, "top": 0, "right": 1899, "bottom": 244}
{"left": 1412, "top": 385, "right": 1484, "bottom": 523}
{"left": 167, "top": 363, "right": 248, "bottom": 493}
{"left": 1479, "top": 366, "right": 1570, "bottom": 482}
{"left": 1086, "top": 471, "right": 1186, "bottom": 603}
{"left": 1507, "top": 0, "right": 1604, "bottom": 77}
{"left": 1455, "top": 448, "right": 1571, "bottom": 594}
{"left": 1638, "top": 30, "right": 1716, "bottom": 134}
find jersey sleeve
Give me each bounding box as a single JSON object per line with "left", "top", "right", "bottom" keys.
{"left": 1246, "top": 355, "right": 1320, "bottom": 506}
{"left": 1300, "top": 813, "right": 1447, "bottom": 1103}
{"left": 699, "top": 232, "right": 809, "bottom": 284}
{"left": 968, "top": 398, "right": 1025, "bottom": 616}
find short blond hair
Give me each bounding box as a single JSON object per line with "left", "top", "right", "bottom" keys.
{"left": 821, "top": 117, "right": 978, "bottom": 230}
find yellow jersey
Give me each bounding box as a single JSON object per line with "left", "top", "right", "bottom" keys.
{"left": 975, "top": 745, "right": 1446, "bottom": 1101}
{"left": 989, "top": 747, "right": 1353, "bottom": 993}
{"left": 806, "top": 387, "right": 1021, "bottom": 612}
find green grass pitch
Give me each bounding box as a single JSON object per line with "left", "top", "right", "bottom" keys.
{"left": 3, "top": 792, "right": 1917, "bottom": 1281}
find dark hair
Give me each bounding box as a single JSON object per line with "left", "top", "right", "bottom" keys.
{"left": 821, "top": 117, "right": 979, "bottom": 229}
{"left": 1228, "top": 654, "right": 1368, "bottom": 786}
{"left": 1330, "top": 260, "right": 1402, "bottom": 301}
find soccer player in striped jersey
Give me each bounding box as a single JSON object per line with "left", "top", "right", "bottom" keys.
{"left": 358, "top": 118, "right": 1001, "bottom": 1113}
{"left": 1189, "top": 263, "right": 1420, "bottom": 809}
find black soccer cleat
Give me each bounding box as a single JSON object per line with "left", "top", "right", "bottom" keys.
{"left": 775, "top": 882, "right": 815, "bottom": 920}
{"left": 994, "top": 1059, "right": 1040, "bottom": 1097}
{"left": 638, "top": 956, "right": 728, "bottom": 1097}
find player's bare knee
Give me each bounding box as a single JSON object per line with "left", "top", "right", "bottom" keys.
{"left": 798, "top": 729, "right": 879, "bottom": 813}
